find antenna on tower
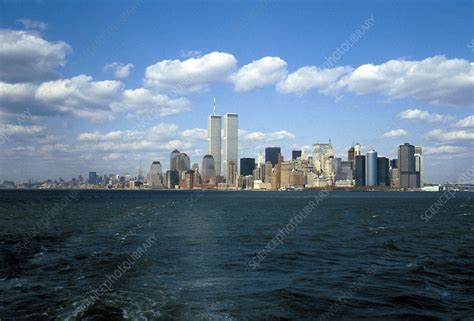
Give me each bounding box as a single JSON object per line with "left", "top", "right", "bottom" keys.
{"left": 213, "top": 97, "right": 216, "bottom": 115}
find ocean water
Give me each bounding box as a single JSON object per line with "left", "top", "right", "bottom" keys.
{"left": 0, "top": 190, "right": 473, "bottom": 321}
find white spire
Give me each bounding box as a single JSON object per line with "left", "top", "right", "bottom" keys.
{"left": 213, "top": 97, "right": 216, "bottom": 115}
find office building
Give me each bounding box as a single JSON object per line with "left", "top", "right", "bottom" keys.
{"left": 292, "top": 150, "right": 302, "bottom": 160}
{"left": 165, "top": 170, "right": 179, "bottom": 189}
{"left": 208, "top": 114, "right": 222, "bottom": 176}
{"left": 240, "top": 158, "right": 256, "bottom": 176}
{"left": 265, "top": 147, "right": 281, "bottom": 166}
{"left": 415, "top": 146, "right": 423, "bottom": 187}
{"left": 170, "top": 149, "right": 180, "bottom": 171}
{"left": 398, "top": 143, "right": 420, "bottom": 188}
{"left": 348, "top": 146, "right": 355, "bottom": 162}
{"left": 365, "top": 150, "right": 378, "bottom": 186}
{"left": 390, "top": 159, "right": 398, "bottom": 169}
{"left": 227, "top": 161, "right": 237, "bottom": 187}
{"left": 312, "top": 142, "right": 334, "bottom": 177}
{"left": 354, "top": 143, "right": 361, "bottom": 156}
{"left": 201, "top": 155, "right": 215, "bottom": 183}
{"left": 377, "top": 157, "right": 390, "bottom": 186}
{"left": 175, "top": 153, "right": 190, "bottom": 174}
{"left": 88, "top": 172, "right": 98, "bottom": 185}
{"left": 223, "top": 113, "right": 238, "bottom": 180}
{"left": 149, "top": 161, "right": 163, "bottom": 188}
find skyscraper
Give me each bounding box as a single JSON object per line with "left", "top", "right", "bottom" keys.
{"left": 354, "top": 143, "right": 361, "bottom": 156}
{"left": 377, "top": 157, "right": 390, "bottom": 186}
{"left": 415, "top": 146, "right": 423, "bottom": 187}
{"left": 354, "top": 155, "right": 366, "bottom": 186}
{"left": 223, "top": 113, "right": 238, "bottom": 180}
{"left": 201, "top": 155, "right": 215, "bottom": 183}
{"left": 348, "top": 146, "right": 355, "bottom": 162}
{"left": 240, "top": 158, "right": 256, "bottom": 176}
{"left": 265, "top": 147, "right": 281, "bottom": 166}
{"left": 149, "top": 161, "right": 163, "bottom": 188}
{"left": 365, "top": 150, "right": 378, "bottom": 186}
{"left": 398, "top": 143, "right": 420, "bottom": 188}
{"left": 208, "top": 114, "right": 221, "bottom": 176}
{"left": 312, "top": 143, "right": 334, "bottom": 176}
{"left": 170, "top": 149, "right": 180, "bottom": 171}
{"left": 292, "top": 150, "right": 302, "bottom": 160}
{"left": 227, "top": 160, "right": 236, "bottom": 186}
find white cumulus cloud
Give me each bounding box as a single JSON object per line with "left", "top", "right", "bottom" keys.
{"left": 398, "top": 108, "right": 455, "bottom": 123}
{"left": 454, "top": 115, "right": 474, "bottom": 128}
{"left": 277, "top": 66, "right": 352, "bottom": 95}
{"left": 383, "top": 129, "right": 407, "bottom": 138}
{"left": 0, "top": 29, "right": 71, "bottom": 83}
{"left": 144, "top": 51, "right": 237, "bottom": 93}
{"left": 426, "top": 129, "right": 474, "bottom": 142}
{"left": 104, "top": 62, "right": 134, "bottom": 79}
{"left": 231, "top": 56, "right": 287, "bottom": 92}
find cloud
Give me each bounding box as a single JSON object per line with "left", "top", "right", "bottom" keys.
{"left": 104, "top": 62, "right": 134, "bottom": 79}
{"left": 0, "top": 124, "right": 46, "bottom": 137}
{"left": 339, "top": 55, "right": 474, "bottom": 107}
{"left": 144, "top": 51, "right": 237, "bottom": 93}
{"left": 424, "top": 145, "right": 468, "bottom": 155}
{"left": 181, "top": 128, "right": 207, "bottom": 140}
{"left": 103, "top": 153, "right": 125, "bottom": 161}
{"left": 0, "top": 29, "right": 71, "bottom": 83}
{"left": 114, "top": 88, "right": 190, "bottom": 117}
{"left": 454, "top": 115, "right": 474, "bottom": 128}
{"left": 16, "top": 18, "right": 47, "bottom": 31}
{"left": 35, "top": 74, "right": 123, "bottom": 121}
{"left": 426, "top": 129, "right": 474, "bottom": 142}
{"left": 77, "top": 130, "right": 143, "bottom": 142}
{"left": 241, "top": 129, "right": 295, "bottom": 141}
{"left": 147, "top": 123, "right": 178, "bottom": 140}
{"left": 398, "top": 108, "right": 455, "bottom": 123}
{"left": 179, "top": 50, "right": 202, "bottom": 58}
{"left": 383, "top": 129, "right": 407, "bottom": 138}
{"left": 231, "top": 56, "right": 287, "bottom": 92}
{"left": 277, "top": 66, "right": 352, "bottom": 95}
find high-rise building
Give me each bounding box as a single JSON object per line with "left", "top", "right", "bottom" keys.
{"left": 415, "top": 146, "right": 423, "bottom": 187}
{"left": 377, "top": 157, "right": 390, "bottom": 186}
{"left": 265, "top": 147, "right": 281, "bottom": 166}
{"left": 165, "top": 170, "right": 179, "bottom": 189}
{"left": 292, "top": 150, "right": 302, "bottom": 160}
{"left": 88, "top": 172, "right": 98, "bottom": 185}
{"left": 354, "top": 155, "right": 365, "bottom": 186}
{"left": 176, "top": 153, "right": 190, "bottom": 175}
{"left": 389, "top": 159, "right": 398, "bottom": 169}
{"left": 348, "top": 146, "right": 355, "bottom": 162}
{"left": 223, "top": 113, "right": 238, "bottom": 180}
{"left": 208, "top": 114, "right": 221, "bottom": 176}
{"left": 170, "top": 149, "right": 180, "bottom": 171}
{"left": 312, "top": 143, "right": 334, "bottom": 177}
{"left": 240, "top": 158, "right": 256, "bottom": 176}
{"left": 333, "top": 158, "right": 353, "bottom": 182}
{"left": 354, "top": 143, "right": 361, "bottom": 156}
{"left": 227, "top": 161, "right": 237, "bottom": 186}
{"left": 149, "top": 161, "right": 163, "bottom": 188}
{"left": 201, "top": 155, "right": 215, "bottom": 183}
{"left": 264, "top": 161, "right": 273, "bottom": 183}
{"left": 365, "top": 150, "right": 378, "bottom": 186}
{"left": 398, "top": 143, "right": 420, "bottom": 188}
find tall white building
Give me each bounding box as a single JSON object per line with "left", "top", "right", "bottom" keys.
{"left": 223, "top": 113, "right": 238, "bottom": 180}
{"left": 208, "top": 115, "right": 222, "bottom": 176}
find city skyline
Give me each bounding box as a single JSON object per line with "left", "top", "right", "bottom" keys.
{"left": 0, "top": 1, "right": 473, "bottom": 183}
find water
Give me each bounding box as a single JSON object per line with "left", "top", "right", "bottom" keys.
{"left": 0, "top": 190, "right": 473, "bottom": 321}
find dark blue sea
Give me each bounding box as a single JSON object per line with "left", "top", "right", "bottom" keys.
{"left": 0, "top": 190, "right": 473, "bottom": 321}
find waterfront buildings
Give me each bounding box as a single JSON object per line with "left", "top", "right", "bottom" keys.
{"left": 398, "top": 143, "right": 420, "bottom": 189}
{"left": 292, "top": 150, "right": 302, "bottom": 160}
{"left": 208, "top": 114, "right": 222, "bottom": 176}
{"left": 240, "top": 158, "right": 256, "bottom": 176}
{"left": 365, "top": 150, "right": 378, "bottom": 186}
{"left": 377, "top": 157, "right": 390, "bottom": 187}
{"left": 170, "top": 149, "right": 180, "bottom": 171}
{"left": 223, "top": 113, "right": 238, "bottom": 180}
{"left": 149, "top": 161, "right": 163, "bottom": 188}
{"left": 265, "top": 147, "right": 281, "bottom": 167}
{"left": 312, "top": 143, "right": 334, "bottom": 178}
{"left": 354, "top": 155, "right": 366, "bottom": 186}
{"left": 202, "top": 155, "right": 215, "bottom": 183}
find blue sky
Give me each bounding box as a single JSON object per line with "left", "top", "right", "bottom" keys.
{"left": 0, "top": 0, "right": 473, "bottom": 183}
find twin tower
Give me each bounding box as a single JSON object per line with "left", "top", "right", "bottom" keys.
{"left": 207, "top": 103, "right": 238, "bottom": 180}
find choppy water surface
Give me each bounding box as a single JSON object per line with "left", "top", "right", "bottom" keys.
{"left": 0, "top": 190, "right": 473, "bottom": 320}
